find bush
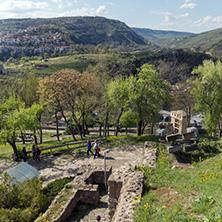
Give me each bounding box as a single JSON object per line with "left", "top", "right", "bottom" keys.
{"left": 43, "top": 176, "right": 75, "bottom": 203}
{"left": 0, "top": 173, "right": 49, "bottom": 222}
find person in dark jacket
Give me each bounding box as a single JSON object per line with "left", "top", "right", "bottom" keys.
{"left": 36, "top": 146, "right": 41, "bottom": 162}
{"left": 22, "top": 147, "right": 27, "bottom": 162}
{"left": 87, "top": 140, "right": 94, "bottom": 155}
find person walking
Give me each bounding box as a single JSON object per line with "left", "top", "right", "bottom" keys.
{"left": 86, "top": 140, "right": 94, "bottom": 155}
{"left": 32, "top": 145, "right": 37, "bottom": 161}
{"left": 36, "top": 146, "right": 41, "bottom": 162}
{"left": 21, "top": 147, "right": 27, "bottom": 162}
{"left": 96, "top": 215, "right": 101, "bottom": 221}
{"left": 93, "top": 140, "right": 100, "bottom": 159}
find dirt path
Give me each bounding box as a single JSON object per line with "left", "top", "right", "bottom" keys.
{"left": 0, "top": 145, "right": 144, "bottom": 185}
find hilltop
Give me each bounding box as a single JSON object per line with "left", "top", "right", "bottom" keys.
{"left": 0, "top": 16, "right": 154, "bottom": 61}
{"left": 147, "top": 27, "right": 222, "bottom": 58}
{"left": 132, "top": 27, "right": 193, "bottom": 41}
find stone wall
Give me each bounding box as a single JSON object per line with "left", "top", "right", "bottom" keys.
{"left": 108, "top": 165, "right": 144, "bottom": 222}
{"left": 35, "top": 165, "right": 112, "bottom": 222}
{"left": 36, "top": 143, "right": 157, "bottom": 222}
{"left": 143, "top": 142, "right": 157, "bottom": 168}
{"left": 107, "top": 143, "right": 157, "bottom": 222}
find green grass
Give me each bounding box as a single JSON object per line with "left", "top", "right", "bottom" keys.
{"left": 4, "top": 54, "right": 108, "bottom": 75}
{"left": 134, "top": 136, "right": 222, "bottom": 222}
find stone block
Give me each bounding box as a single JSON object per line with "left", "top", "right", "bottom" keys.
{"left": 184, "top": 144, "right": 198, "bottom": 152}
{"left": 167, "top": 144, "right": 181, "bottom": 153}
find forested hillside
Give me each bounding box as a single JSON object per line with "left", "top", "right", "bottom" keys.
{"left": 132, "top": 27, "right": 193, "bottom": 41}
{"left": 0, "top": 16, "right": 154, "bottom": 61}
{"left": 153, "top": 27, "right": 222, "bottom": 58}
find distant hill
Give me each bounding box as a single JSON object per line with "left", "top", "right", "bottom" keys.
{"left": 149, "top": 28, "right": 222, "bottom": 58}
{"left": 0, "top": 16, "right": 158, "bottom": 61}
{"left": 0, "top": 17, "right": 149, "bottom": 47}
{"left": 132, "top": 27, "right": 193, "bottom": 41}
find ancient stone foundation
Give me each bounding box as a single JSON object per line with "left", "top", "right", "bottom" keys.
{"left": 36, "top": 143, "right": 157, "bottom": 222}
{"left": 108, "top": 165, "right": 144, "bottom": 222}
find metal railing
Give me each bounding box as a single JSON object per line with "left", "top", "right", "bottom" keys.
{"left": 26, "top": 138, "right": 107, "bottom": 154}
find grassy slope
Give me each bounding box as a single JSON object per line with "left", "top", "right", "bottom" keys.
{"left": 4, "top": 54, "right": 107, "bottom": 76}
{"left": 134, "top": 136, "right": 222, "bottom": 221}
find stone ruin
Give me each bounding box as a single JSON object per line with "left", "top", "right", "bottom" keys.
{"left": 35, "top": 143, "right": 157, "bottom": 222}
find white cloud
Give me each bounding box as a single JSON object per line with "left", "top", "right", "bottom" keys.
{"left": 180, "top": 3, "right": 197, "bottom": 9}
{"left": 59, "top": 5, "right": 108, "bottom": 17}
{"left": 108, "top": 2, "right": 114, "bottom": 6}
{"left": 96, "top": 5, "right": 107, "bottom": 14}
{"left": 212, "top": 16, "right": 222, "bottom": 23}
{"left": 192, "top": 15, "right": 222, "bottom": 29}
{"left": 0, "top": 0, "right": 48, "bottom": 13}
{"left": 153, "top": 11, "right": 189, "bottom": 24}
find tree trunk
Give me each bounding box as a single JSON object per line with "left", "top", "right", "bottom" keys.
{"left": 137, "top": 120, "right": 142, "bottom": 136}
{"left": 7, "top": 139, "right": 18, "bottom": 157}
{"left": 71, "top": 112, "right": 83, "bottom": 140}
{"left": 34, "top": 135, "right": 38, "bottom": 145}
{"left": 151, "top": 122, "right": 154, "bottom": 135}
{"left": 61, "top": 110, "right": 77, "bottom": 141}
{"left": 99, "top": 124, "right": 102, "bottom": 136}
{"left": 82, "top": 112, "right": 85, "bottom": 137}
{"left": 104, "top": 112, "right": 109, "bottom": 137}
{"left": 115, "top": 108, "right": 124, "bottom": 136}
{"left": 125, "top": 127, "right": 128, "bottom": 135}
{"left": 55, "top": 111, "right": 60, "bottom": 141}
{"left": 38, "top": 115, "right": 43, "bottom": 144}
{"left": 21, "top": 133, "right": 25, "bottom": 144}
{"left": 218, "top": 120, "right": 222, "bottom": 137}
{"left": 85, "top": 124, "right": 89, "bottom": 135}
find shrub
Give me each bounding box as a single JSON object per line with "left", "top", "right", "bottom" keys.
{"left": 0, "top": 173, "right": 49, "bottom": 222}
{"left": 43, "top": 176, "right": 74, "bottom": 203}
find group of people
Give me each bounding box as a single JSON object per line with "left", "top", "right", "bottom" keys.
{"left": 21, "top": 145, "right": 41, "bottom": 162}
{"left": 87, "top": 140, "right": 101, "bottom": 159}
{"left": 22, "top": 140, "right": 99, "bottom": 163}
{"left": 32, "top": 145, "right": 41, "bottom": 161}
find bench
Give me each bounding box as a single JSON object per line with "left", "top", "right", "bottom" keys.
{"left": 167, "top": 144, "right": 181, "bottom": 153}
{"left": 166, "top": 134, "right": 181, "bottom": 143}
{"left": 182, "top": 132, "right": 197, "bottom": 140}
{"left": 184, "top": 144, "right": 198, "bottom": 152}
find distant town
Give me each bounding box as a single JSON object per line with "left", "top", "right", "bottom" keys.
{"left": 0, "top": 27, "right": 71, "bottom": 56}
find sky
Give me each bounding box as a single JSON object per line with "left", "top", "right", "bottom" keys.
{"left": 0, "top": 0, "right": 222, "bottom": 33}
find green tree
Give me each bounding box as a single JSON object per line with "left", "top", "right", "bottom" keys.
{"left": 20, "top": 73, "right": 39, "bottom": 107}
{"left": 120, "top": 109, "right": 137, "bottom": 134}
{"left": 0, "top": 173, "right": 48, "bottom": 222}
{"left": 107, "top": 76, "right": 130, "bottom": 136}
{"left": 129, "top": 64, "right": 170, "bottom": 136}
{"left": 0, "top": 95, "right": 25, "bottom": 156}
{"left": 191, "top": 60, "right": 222, "bottom": 136}
{"left": 20, "top": 103, "right": 44, "bottom": 145}
{"left": 0, "top": 95, "right": 43, "bottom": 156}
{"left": 39, "top": 69, "right": 102, "bottom": 140}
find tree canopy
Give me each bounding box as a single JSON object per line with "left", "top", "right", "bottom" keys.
{"left": 192, "top": 60, "right": 222, "bottom": 136}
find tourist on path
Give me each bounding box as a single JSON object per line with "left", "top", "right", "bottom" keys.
{"left": 93, "top": 140, "right": 100, "bottom": 159}
{"left": 36, "top": 146, "right": 41, "bottom": 162}
{"left": 21, "top": 147, "right": 27, "bottom": 162}
{"left": 32, "top": 145, "right": 37, "bottom": 161}
{"left": 86, "top": 140, "right": 94, "bottom": 155}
